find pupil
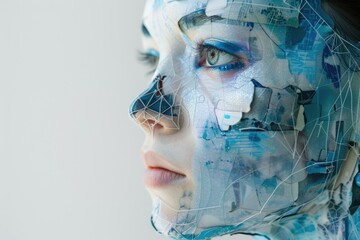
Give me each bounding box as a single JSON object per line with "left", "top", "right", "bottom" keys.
{"left": 207, "top": 48, "right": 219, "bottom": 65}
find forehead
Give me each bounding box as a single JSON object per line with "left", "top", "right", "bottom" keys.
{"left": 143, "top": 0, "right": 207, "bottom": 25}
{"left": 143, "top": 0, "right": 302, "bottom": 28}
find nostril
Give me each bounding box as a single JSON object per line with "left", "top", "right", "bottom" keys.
{"left": 146, "top": 119, "right": 156, "bottom": 125}
{"left": 143, "top": 119, "right": 163, "bottom": 131}
{"left": 133, "top": 112, "right": 165, "bottom": 133}
{"left": 133, "top": 110, "right": 181, "bottom": 134}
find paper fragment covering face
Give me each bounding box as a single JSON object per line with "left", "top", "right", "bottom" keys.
{"left": 130, "top": 0, "right": 360, "bottom": 239}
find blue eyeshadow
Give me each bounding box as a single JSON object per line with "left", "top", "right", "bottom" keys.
{"left": 146, "top": 48, "right": 160, "bottom": 58}
{"left": 202, "top": 39, "right": 248, "bottom": 55}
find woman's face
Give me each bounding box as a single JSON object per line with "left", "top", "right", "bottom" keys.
{"left": 131, "top": 0, "right": 345, "bottom": 238}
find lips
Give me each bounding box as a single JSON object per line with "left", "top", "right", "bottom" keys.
{"left": 142, "top": 150, "right": 186, "bottom": 188}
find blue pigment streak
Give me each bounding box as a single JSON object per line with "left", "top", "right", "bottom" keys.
{"left": 322, "top": 46, "right": 340, "bottom": 88}
{"left": 203, "top": 39, "right": 249, "bottom": 54}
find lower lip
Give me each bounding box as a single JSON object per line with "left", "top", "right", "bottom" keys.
{"left": 144, "top": 167, "right": 185, "bottom": 188}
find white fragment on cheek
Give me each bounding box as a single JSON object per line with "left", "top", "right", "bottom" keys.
{"left": 215, "top": 80, "right": 255, "bottom": 131}
{"left": 215, "top": 109, "right": 243, "bottom": 131}
{"left": 295, "top": 105, "right": 305, "bottom": 131}
{"left": 324, "top": 55, "right": 340, "bottom": 65}
{"left": 205, "top": 0, "right": 227, "bottom": 17}
{"left": 291, "top": 182, "right": 299, "bottom": 202}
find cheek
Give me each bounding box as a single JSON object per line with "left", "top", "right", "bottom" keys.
{"left": 180, "top": 84, "right": 305, "bottom": 176}
{"left": 239, "top": 58, "right": 295, "bottom": 89}
{"left": 187, "top": 70, "right": 258, "bottom": 132}
{"left": 189, "top": 125, "right": 307, "bottom": 214}
{"left": 174, "top": 68, "right": 308, "bottom": 219}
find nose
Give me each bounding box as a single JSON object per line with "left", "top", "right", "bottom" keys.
{"left": 129, "top": 74, "right": 181, "bottom": 134}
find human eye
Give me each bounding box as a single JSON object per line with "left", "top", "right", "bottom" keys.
{"left": 138, "top": 49, "right": 159, "bottom": 74}
{"left": 197, "top": 40, "right": 250, "bottom": 72}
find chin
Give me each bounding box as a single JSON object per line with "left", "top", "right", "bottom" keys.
{"left": 150, "top": 202, "right": 273, "bottom": 240}
{"left": 149, "top": 188, "right": 295, "bottom": 239}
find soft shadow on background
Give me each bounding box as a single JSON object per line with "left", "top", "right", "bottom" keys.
{"left": 0, "top": 0, "right": 158, "bottom": 239}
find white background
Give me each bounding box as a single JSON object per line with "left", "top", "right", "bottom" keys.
{"left": 0, "top": 0, "right": 157, "bottom": 239}
{"left": 0, "top": 0, "right": 253, "bottom": 239}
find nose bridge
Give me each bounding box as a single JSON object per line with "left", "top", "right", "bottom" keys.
{"left": 129, "top": 44, "right": 187, "bottom": 133}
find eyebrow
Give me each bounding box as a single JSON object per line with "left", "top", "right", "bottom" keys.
{"left": 178, "top": 10, "right": 244, "bottom": 34}
{"left": 141, "top": 23, "right": 151, "bottom": 37}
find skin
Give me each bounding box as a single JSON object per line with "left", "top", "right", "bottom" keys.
{"left": 131, "top": 0, "right": 355, "bottom": 238}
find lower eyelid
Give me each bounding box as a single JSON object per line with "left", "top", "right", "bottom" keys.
{"left": 212, "top": 61, "right": 246, "bottom": 71}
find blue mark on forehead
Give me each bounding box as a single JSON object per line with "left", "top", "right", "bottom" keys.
{"left": 281, "top": 0, "right": 334, "bottom": 86}
{"left": 285, "top": 1, "right": 321, "bottom": 52}
{"left": 153, "top": 0, "right": 164, "bottom": 9}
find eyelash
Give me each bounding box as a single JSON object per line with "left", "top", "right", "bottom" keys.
{"left": 138, "top": 51, "right": 159, "bottom": 74}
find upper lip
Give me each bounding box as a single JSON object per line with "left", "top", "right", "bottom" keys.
{"left": 141, "top": 150, "right": 186, "bottom": 176}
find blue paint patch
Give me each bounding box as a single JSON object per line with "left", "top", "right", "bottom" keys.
{"left": 248, "top": 133, "right": 261, "bottom": 142}
{"left": 306, "top": 151, "right": 337, "bottom": 174}
{"left": 285, "top": 26, "right": 307, "bottom": 49}
{"left": 355, "top": 173, "right": 360, "bottom": 187}
{"left": 262, "top": 177, "right": 277, "bottom": 188}
{"left": 205, "top": 160, "right": 215, "bottom": 166}
{"left": 349, "top": 207, "right": 360, "bottom": 239}
{"left": 322, "top": 46, "right": 341, "bottom": 88}
{"left": 153, "top": 0, "right": 164, "bottom": 9}
{"left": 282, "top": 0, "right": 333, "bottom": 86}
{"left": 246, "top": 22, "right": 254, "bottom": 29}
{"left": 224, "top": 114, "right": 231, "bottom": 119}
{"left": 297, "top": 4, "right": 317, "bottom": 51}
{"left": 277, "top": 105, "right": 285, "bottom": 115}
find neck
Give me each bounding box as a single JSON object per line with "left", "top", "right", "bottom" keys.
{"left": 235, "top": 181, "right": 354, "bottom": 240}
